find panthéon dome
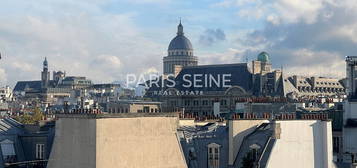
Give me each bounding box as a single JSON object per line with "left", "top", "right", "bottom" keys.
{"left": 168, "top": 21, "right": 193, "bottom": 51}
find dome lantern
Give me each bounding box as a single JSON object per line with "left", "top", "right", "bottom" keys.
{"left": 168, "top": 21, "right": 193, "bottom": 51}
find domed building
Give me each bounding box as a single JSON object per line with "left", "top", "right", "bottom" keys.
{"left": 252, "top": 51, "right": 272, "bottom": 74}
{"left": 163, "top": 21, "right": 198, "bottom": 76}
{"left": 257, "top": 51, "right": 270, "bottom": 62}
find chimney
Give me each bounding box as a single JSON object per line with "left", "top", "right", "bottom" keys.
{"left": 271, "top": 121, "right": 281, "bottom": 139}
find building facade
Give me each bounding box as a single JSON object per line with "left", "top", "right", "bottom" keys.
{"left": 343, "top": 56, "right": 357, "bottom": 165}
{"left": 145, "top": 23, "right": 346, "bottom": 117}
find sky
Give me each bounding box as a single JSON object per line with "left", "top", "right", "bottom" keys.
{"left": 0, "top": 0, "right": 356, "bottom": 87}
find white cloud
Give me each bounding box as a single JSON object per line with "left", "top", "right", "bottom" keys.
{"left": 123, "top": 0, "right": 171, "bottom": 4}
{"left": 0, "top": 1, "right": 164, "bottom": 86}
{"left": 199, "top": 48, "right": 244, "bottom": 65}
{"left": 0, "top": 68, "right": 7, "bottom": 86}
{"left": 266, "top": 14, "right": 280, "bottom": 25}
{"left": 142, "top": 67, "right": 159, "bottom": 75}
{"left": 1, "top": 0, "right": 355, "bottom": 88}
{"left": 334, "top": 24, "right": 357, "bottom": 43}
{"left": 221, "top": 0, "right": 326, "bottom": 24}
{"left": 273, "top": 0, "right": 324, "bottom": 24}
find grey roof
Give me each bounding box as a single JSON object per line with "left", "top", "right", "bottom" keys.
{"left": 13, "top": 80, "right": 57, "bottom": 92}
{"left": 13, "top": 81, "right": 42, "bottom": 92}
{"left": 145, "top": 63, "right": 253, "bottom": 97}
{"left": 178, "top": 123, "right": 229, "bottom": 168}
{"left": 282, "top": 77, "right": 299, "bottom": 96}
{"left": 168, "top": 35, "right": 193, "bottom": 50}
{"left": 62, "top": 76, "right": 87, "bottom": 81}
{"left": 174, "top": 63, "right": 252, "bottom": 92}
{"left": 0, "top": 118, "right": 55, "bottom": 167}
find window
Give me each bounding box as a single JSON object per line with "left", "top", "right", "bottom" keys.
{"left": 1, "top": 139, "right": 16, "bottom": 163}
{"left": 203, "top": 100, "right": 208, "bottom": 106}
{"left": 143, "top": 106, "right": 150, "bottom": 113}
{"left": 207, "top": 143, "right": 220, "bottom": 168}
{"left": 36, "top": 144, "right": 45, "bottom": 160}
{"left": 193, "top": 100, "right": 199, "bottom": 106}
{"left": 220, "top": 100, "right": 227, "bottom": 106}
{"left": 333, "top": 137, "right": 340, "bottom": 153}
{"left": 184, "top": 100, "right": 190, "bottom": 106}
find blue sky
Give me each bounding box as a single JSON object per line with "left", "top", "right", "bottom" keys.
{"left": 0, "top": 0, "right": 355, "bottom": 87}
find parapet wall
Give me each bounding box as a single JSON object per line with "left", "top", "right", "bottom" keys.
{"left": 48, "top": 113, "right": 187, "bottom": 168}
{"left": 47, "top": 117, "right": 96, "bottom": 168}
{"left": 266, "top": 120, "right": 334, "bottom": 168}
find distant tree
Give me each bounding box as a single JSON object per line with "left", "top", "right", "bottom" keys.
{"left": 14, "top": 114, "right": 34, "bottom": 124}
{"left": 32, "top": 107, "right": 44, "bottom": 122}
{"left": 14, "top": 107, "right": 44, "bottom": 124}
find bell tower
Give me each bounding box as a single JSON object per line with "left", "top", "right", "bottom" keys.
{"left": 41, "top": 57, "right": 50, "bottom": 88}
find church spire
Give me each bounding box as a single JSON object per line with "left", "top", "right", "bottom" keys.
{"left": 177, "top": 19, "right": 184, "bottom": 36}
{"left": 43, "top": 57, "right": 48, "bottom": 70}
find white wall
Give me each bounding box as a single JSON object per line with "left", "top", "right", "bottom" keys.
{"left": 266, "top": 120, "right": 334, "bottom": 168}
{"left": 96, "top": 117, "right": 187, "bottom": 168}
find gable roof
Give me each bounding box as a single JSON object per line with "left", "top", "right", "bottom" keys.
{"left": 13, "top": 81, "right": 42, "bottom": 92}
{"left": 174, "top": 63, "right": 253, "bottom": 92}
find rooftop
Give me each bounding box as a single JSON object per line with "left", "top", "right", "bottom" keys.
{"left": 56, "top": 112, "right": 179, "bottom": 119}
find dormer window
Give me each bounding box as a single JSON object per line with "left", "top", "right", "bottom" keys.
{"left": 36, "top": 144, "right": 45, "bottom": 159}
{"left": 207, "top": 143, "right": 220, "bottom": 168}
{"left": 1, "top": 139, "right": 16, "bottom": 163}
